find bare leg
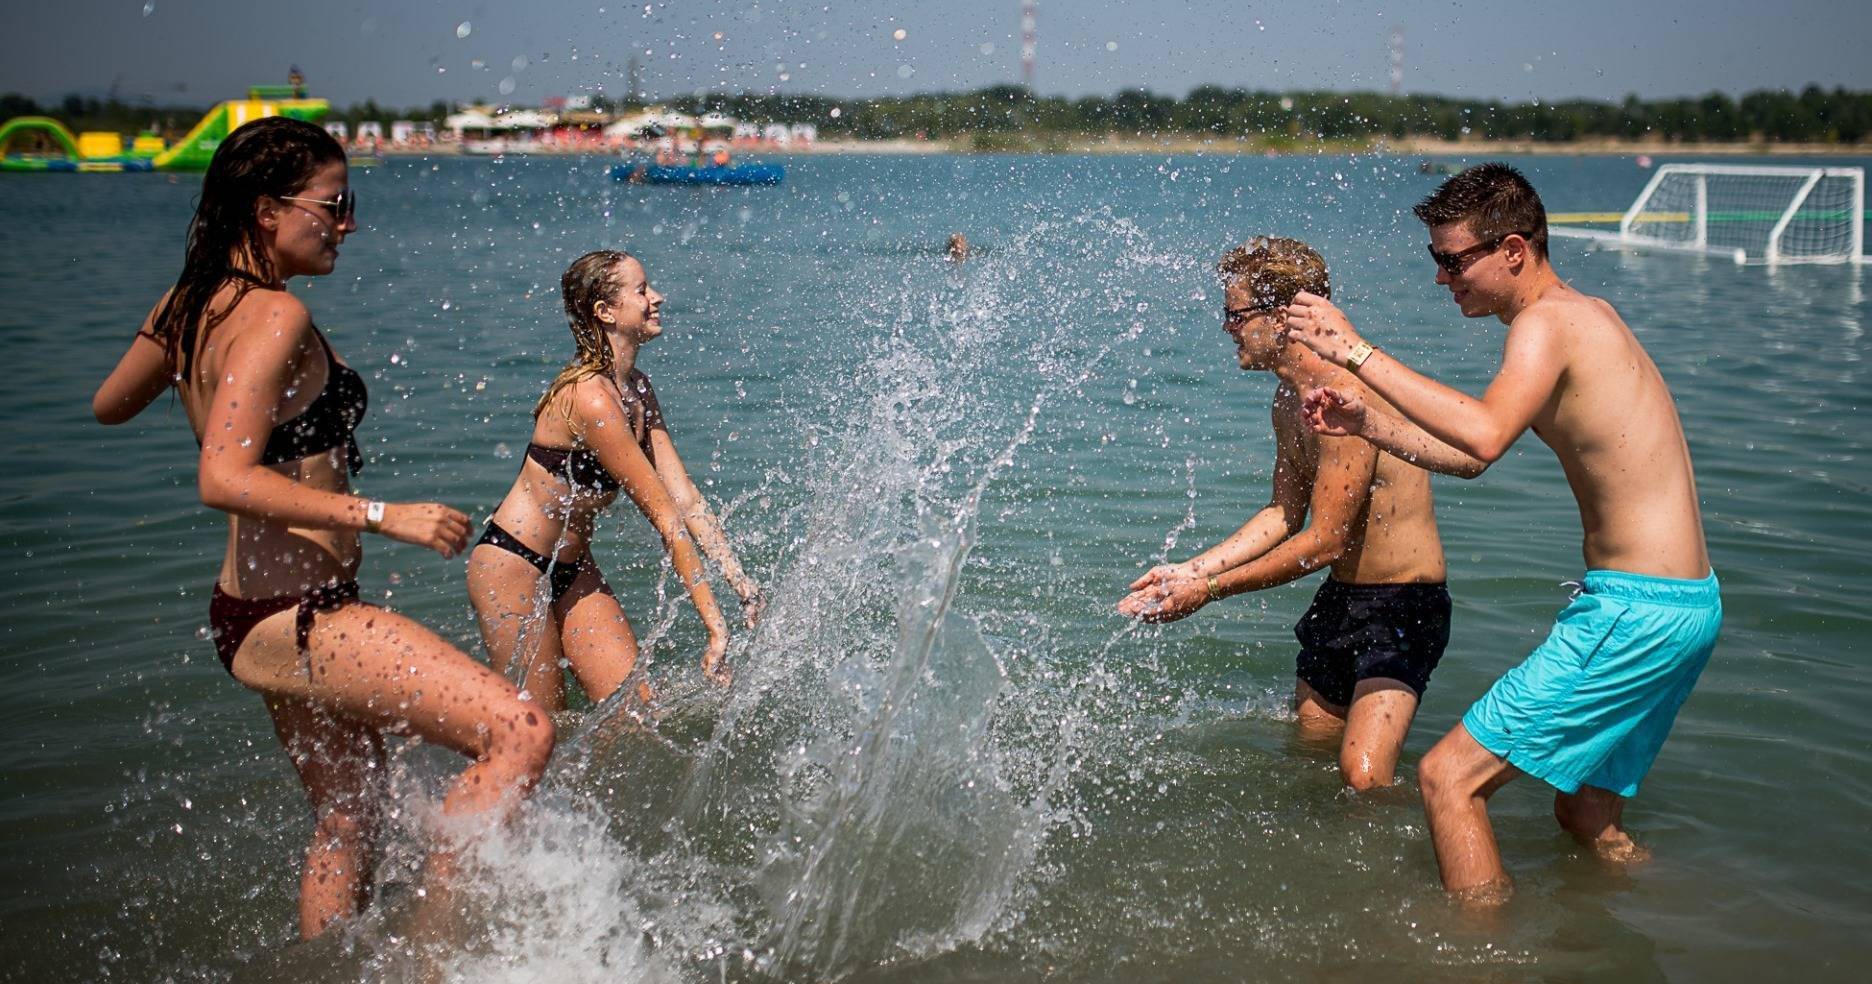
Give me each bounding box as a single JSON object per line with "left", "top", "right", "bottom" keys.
{"left": 265, "top": 696, "right": 385, "bottom": 938}
{"left": 1294, "top": 677, "right": 1348, "bottom": 736}
{"left": 1417, "top": 723, "right": 1521, "bottom": 904}
{"left": 231, "top": 601, "right": 555, "bottom": 936}
{"left": 468, "top": 545, "right": 567, "bottom": 711}
{"left": 1338, "top": 679, "right": 1420, "bottom": 791}
{"left": 552, "top": 563, "right": 645, "bottom": 706}
{"left": 1554, "top": 785, "right": 1649, "bottom": 863}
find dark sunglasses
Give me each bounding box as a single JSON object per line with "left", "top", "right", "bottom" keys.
{"left": 279, "top": 187, "right": 357, "bottom": 225}
{"left": 1426, "top": 232, "right": 1527, "bottom": 275}
{"left": 1224, "top": 303, "right": 1281, "bottom": 324}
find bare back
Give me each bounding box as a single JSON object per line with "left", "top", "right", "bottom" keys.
{"left": 1520, "top": 289, "right": 1709, "bottom": 577}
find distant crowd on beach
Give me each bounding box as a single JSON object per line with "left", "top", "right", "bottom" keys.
{"left": 92, "top": 115, "right": 1720, "bottom": 940}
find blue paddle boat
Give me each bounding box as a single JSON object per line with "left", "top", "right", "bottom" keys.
{"left": 611, "top": 161, "right": 785, "bottom": 186}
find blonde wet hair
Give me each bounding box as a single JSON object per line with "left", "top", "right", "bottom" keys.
{"left": 535, "top": 249, "right": 633, "bottom": 423}
{"left": 1215, "top": 236, "right": 1330, "bottom": 308}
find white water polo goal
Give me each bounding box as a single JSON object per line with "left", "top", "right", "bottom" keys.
{"left": 1550, "top": 164, "right": 1867, "bottom": 265}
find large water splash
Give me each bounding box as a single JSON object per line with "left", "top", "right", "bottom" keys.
{"left": 433, "top": 210, "right": 1185, "bottom": 981}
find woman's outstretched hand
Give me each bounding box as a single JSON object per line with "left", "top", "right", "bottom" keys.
{"left": 377, "top": 503, "right": 472, "bottom": 558}
{"left": 737, "top": 582, "right": 765, "bottom": 630}
{"left": 702, "top": 628, "right": 733, "bottom": 687}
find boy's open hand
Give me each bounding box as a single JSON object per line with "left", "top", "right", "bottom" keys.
{"left": 1282, "top": 292, "right": 1363, "bottom": 365}
{"left": 1302, "top": 386, "right": 1369, "bottom": 437}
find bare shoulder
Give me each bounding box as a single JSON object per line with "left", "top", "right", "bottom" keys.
{"left": 235, "top": 286, "right": 312, "bottom": 326}
{"left": 138, "top": 286, "right": 177, "bottom": 335}
{"left": 1519, "top": 287, "right": 1625, "bottom": 337}
{"left": 1270, "top": 382, "right": 1314, "bottom": 455}
{"left": 566, "top": 374, "right": 628, "bottom": 425}
{"left": 220, "top": 290, "right": 315, "bottom": 363}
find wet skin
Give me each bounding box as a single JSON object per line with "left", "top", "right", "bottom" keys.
{"left": 93, "top": 157, "right": 552, "bottom": 939}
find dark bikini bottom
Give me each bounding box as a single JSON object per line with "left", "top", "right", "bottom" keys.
{"left": 207, "top": 580, "right": 361, "bottom": 677}
{"left": 477, "top": 521, "right": 592, "bottom": 601}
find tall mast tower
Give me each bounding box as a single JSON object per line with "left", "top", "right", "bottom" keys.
{"left": 1021, "top": 1, "right": 1038, "bottom": 89}
{"left": 1388, "top": 26, "right": 1404, "bottom": 95}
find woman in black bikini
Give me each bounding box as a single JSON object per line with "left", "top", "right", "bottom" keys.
{"left": 91, "top": 118, "right": 552, "bottom": 939}
{"left": 467, "top": 250, "right": 760, "bottom": 707}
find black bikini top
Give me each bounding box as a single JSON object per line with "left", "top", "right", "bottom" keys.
{"left": 525, "top": 372, "right": 660, "bottom": 493}
{"left": 190, "top": 272, "right": 367, "bottom": 475}
{"left": 190, "top": 323, "right": 367, "bottom": 474}
{"left": 525, "top": 442, "right": 623, "bottom": 493}
{"left": 262, "top": 328, "right": 367, "bottom": 474}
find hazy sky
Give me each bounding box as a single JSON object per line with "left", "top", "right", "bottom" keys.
{"left": 4, "top": 0, "right": 1869, "bottom": 108}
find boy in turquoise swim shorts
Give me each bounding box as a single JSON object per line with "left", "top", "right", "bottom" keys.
{"left": 1282, "top": 163, "right": 1722, "bottom": 904}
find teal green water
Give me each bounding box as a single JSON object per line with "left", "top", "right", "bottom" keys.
{"left": 1, "top": 153, "right": 1869, "bottom": 981}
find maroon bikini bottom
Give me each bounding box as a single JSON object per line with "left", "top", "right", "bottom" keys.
{"left": 207, "top": 580, "right": 360, "bottom": 677}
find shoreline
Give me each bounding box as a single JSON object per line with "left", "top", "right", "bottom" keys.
{"left": 375, "top": 136, "right": 1872, "bottom": 160}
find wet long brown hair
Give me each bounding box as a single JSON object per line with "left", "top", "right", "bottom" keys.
{"left": 535, "top": 249, "right": 633, "bottom": 421}
{"left": 153, "top": 117, "right": 346, "bottom": 384}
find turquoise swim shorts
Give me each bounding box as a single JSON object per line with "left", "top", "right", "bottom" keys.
{"left": 1462, "top": 569, "right": 1722, "bottom": 798}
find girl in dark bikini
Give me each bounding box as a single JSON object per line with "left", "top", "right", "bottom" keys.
{"left": 467, "top": 250, "right": 760, "bottom": 708}
{"left": 91, "top": 117, "right": 552, "bottom": 940}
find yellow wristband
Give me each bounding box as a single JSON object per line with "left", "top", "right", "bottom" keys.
{"left": 1206, "top": 575, "right": 1222, "bottom": 601}
{"left": 1345, "top": 341, "right": 1375, "bottom": 371}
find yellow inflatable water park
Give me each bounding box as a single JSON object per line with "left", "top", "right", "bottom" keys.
{"left": 0, "top": 84, "right": 327, "bottom": 173}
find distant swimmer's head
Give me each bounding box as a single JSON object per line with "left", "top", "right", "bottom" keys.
{"left": 947, "top": 233, "right": 970, "bottom": 262}
{"left": 1413, "top": 162, "right": 1549, "bottom": 318}
{"left": 538, "top": 250, "right": 664, "bottom": 418}
{"left": 1216, "top": 236, "right": 1329, "bottom": 372}
{"left": 205, "top": 117, "right": 353, "bottom": 282}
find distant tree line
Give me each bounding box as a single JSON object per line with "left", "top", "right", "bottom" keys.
{"left": 681, "top": 84, "right": 1872, "bottom": 145}
{"left": 6, "top": 85, "right": 1870, "bottom": 145}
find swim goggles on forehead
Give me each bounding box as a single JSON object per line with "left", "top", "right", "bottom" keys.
{"left": 278, "top": 187, "right": 357, "bottom": 224}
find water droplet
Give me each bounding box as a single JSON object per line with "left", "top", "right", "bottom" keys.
{"left": 142, "top": 1, "right": 155, "bottom": 16}
{"left": 456, "top": 21, "right": 472, "bottom": 39}
{"left": 892, "top": 28, "right": 907, "bottom": 41}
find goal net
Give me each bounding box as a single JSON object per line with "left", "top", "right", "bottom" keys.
{"left": 1554, "top": 164, "right": 1866, "bottom": 265}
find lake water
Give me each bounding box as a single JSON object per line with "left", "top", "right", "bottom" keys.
{"left": 1, "top": 152, "right": 1868, "bottom": 982}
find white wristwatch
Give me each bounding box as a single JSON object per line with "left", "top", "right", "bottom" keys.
{"left": 363, "top": 499, "right": 386, "bottom": 533}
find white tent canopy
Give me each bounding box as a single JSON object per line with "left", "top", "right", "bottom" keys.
{"left": 446, "top": 109, "right": 557, "bottom": 132}
{"left": 444, "top": 110, "right": 497, "bottom": 131}
{"left": 496, "top": 109, "right": 557, "bottom": 130}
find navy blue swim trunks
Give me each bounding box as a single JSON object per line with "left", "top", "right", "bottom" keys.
{"left": 1294, "top": 578, "right": 1452, "bottom": 707}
